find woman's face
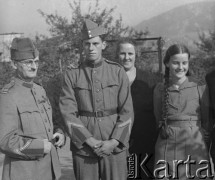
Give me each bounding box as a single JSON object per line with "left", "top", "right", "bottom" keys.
{"left": 118, "top": 43, "right": 136, "bottom": 71}
{"left": 166, "top": 53, "right": 189, "bottom": 81}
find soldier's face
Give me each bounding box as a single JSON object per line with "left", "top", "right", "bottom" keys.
{"left": 118, "top": 43, "right": 136, "bottom": 71}
{"left": 14, "top": 57, "right": 39, "bottom": 81}
{"left": 83, "top": 36, "right": 106, "bottom": 63}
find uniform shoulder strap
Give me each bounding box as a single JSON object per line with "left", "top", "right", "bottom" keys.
{"left": 0, "top": 79, "right": 15, "bottom": 94}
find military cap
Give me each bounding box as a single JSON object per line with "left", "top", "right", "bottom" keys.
{"left": 10, "top": 37, "right": 39, "bottom": 61}
{"left": 81, "top": 19, "right": 107, "bottom": 40}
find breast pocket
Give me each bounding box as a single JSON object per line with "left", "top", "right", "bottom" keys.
{"left": 186, "top": 97, "right": 200, "bottom": 114}
{"left": 74, "top": 82, "right": 92, "bottom": 110}
{"left": 18, "top": 106, "right": 44, "bottom": 136}
{"left": 167, "top": 103, "right": 179, "bottom": 115}
{"left": 101, "top": 81, "right": 119, "bottom": 109}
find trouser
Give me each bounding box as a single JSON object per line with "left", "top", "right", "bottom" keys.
{"left": 72, "top": 151, "right": 127, "bottom": 180}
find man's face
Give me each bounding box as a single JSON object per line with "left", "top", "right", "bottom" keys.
{"left": 82, "top": 36, "right": 106, "bottom": 63}
{"left": 14, "top": 57, "right": 39, "bottom": 81}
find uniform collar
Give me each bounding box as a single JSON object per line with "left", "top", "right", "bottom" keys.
{"left": 85, "top": 58, "right": 103, "bottom": 68}
{"left": 14, "top": 77, "right": 34, "bottom": 88}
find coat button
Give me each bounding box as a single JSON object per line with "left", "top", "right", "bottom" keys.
{"left": 48, "top": 129, "right": 51, "bottom": 132}
{"left": 93, "top": 70, "right": 97, "bottom": 74}
{"left": 96, "top": 89, "right": 100, "bottom": 92}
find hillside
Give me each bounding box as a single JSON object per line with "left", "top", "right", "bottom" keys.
{"left": 135, "top": 1, "right": 215, "bottom": 46}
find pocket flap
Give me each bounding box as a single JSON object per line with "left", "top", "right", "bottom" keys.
{"left": 18, "top": 105, "right": 40, "bottom": 113}
{"left": 101, "top": 81, "right": 118, "bottom": 88}
{"left": 74, "top": 82, "right": 91, "bottom": 90}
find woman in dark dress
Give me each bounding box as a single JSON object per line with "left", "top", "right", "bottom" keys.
{"left": 116, "top": 38, "right": 157, "bottom": 179}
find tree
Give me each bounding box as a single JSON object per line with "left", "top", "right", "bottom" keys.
{"left": 196, "top": 26, "right": 215, "bottom": 55}
{"left": 37, "top": 0, "right": 138, "bottom": 75}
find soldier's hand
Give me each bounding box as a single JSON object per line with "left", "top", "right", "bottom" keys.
{"left": 85, "top": 137, "right": 103, "bottom": 150}
{"left": 96, "top": 139, "right": 119, "bottom": 157}
{"left": 53, "top": 132, "right": 65, "bottom": 148}
{"left": 43, "top": 139, "right": 52, "bottom": 154}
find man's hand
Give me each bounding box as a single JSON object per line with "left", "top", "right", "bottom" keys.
{"left": 95, "top": 139, "right": 119, "bottom": 157}
{"left": 85, "top": 137, "right": 103, "bottom": 155}
{"left": 43, "top": 139, "right": 52, "bottom": 154}
{"left": 53, "top": 132, "right": 65, "bottom": 148}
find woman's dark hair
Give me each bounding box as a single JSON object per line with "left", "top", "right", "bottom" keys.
{"left": 115, "top": 37, "right": 137, "bottom": 60}
{"left": 160, "top": 44, "right": 191, "bottom": 138}
{"left": 163, "top": 43, "right": 191, "bottom": 77}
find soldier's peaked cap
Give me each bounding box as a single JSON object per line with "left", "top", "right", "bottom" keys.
{"left": 10, "top": 37, "right": 39, "bottom": 61}
{"left": 82, "top": 19, "right": 107, "bottom": 40}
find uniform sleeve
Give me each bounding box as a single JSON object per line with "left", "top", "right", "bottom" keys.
{"left": 153, "top": 83, "right": 163, "bottom": 128}
{"left": 0, "top": 93, "right": 44, "bottom": 160}
{"left": 59, "top": 71, "right": 92, "bottom": 149}
{"left": 197, "top": 85, "right": 211, "bottom": 147}
{"left": 198, "top": 85, "right": 210, "bottom": 131}
{"left": 110, "top": 68, "right": 134, "bottom": 148}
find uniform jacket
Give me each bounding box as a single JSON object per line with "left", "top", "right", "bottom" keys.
{"left": 0, "top": 77, "right": 61, "bottom": 180}
{"left": 59, "top": 58, "right": 134, "bottom": 156}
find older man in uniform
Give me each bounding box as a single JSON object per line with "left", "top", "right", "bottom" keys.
{"left": 59, "top": 19, "right": 134, "bottom": 180}
{"left": 0, "top": 37, "right": 65, "bottom": 180}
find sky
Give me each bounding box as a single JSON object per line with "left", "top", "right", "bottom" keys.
{"left": 0, "top": 0, "right": 212, "bottom": 37}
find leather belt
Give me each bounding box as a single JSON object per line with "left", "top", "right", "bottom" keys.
{"left": 78, "top": 109, "right": 117, "bottom": 117}
{"left": 167, "top": 120, "right": 200, "bottom": 127}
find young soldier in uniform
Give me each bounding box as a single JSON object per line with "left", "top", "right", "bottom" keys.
{"left": 59, "top": 19, "right": 134, "bottom": 180}
{"left": 0, "top": 37, "right": 65, "bottom": 180}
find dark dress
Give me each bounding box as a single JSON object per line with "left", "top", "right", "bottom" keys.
{"left": 205, "top": 70, "right": 215, "bottom": 166}
{"left": 129, "top": 68, "right": 157, "bottom": 179}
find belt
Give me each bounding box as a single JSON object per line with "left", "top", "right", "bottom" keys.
{"left": 167, "top": 120, "right": 200, "bottom": 127}
{"left": 78, "top": 109, "right": 117, "bottom": 117}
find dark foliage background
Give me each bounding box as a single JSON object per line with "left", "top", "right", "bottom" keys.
{"left": 1, "top": 0, "right": 215, "bottom": 89}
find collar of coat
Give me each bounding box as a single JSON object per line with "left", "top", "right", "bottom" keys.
{"left": 158, "top": 76, "right": 204, "bottom": 92}
{"left": 85, "top": 58, "right": 103, "bottom": 68}
{"left": 15, "top": 77, "right": 34, "bottom": 88}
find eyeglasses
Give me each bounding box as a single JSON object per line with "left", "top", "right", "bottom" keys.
{"left": 19, "top": 59, "right": 39, "bottom": 68}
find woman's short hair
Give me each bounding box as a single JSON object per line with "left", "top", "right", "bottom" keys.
{"left": 115, "top": 37, "right": 137, "bottom": 59}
